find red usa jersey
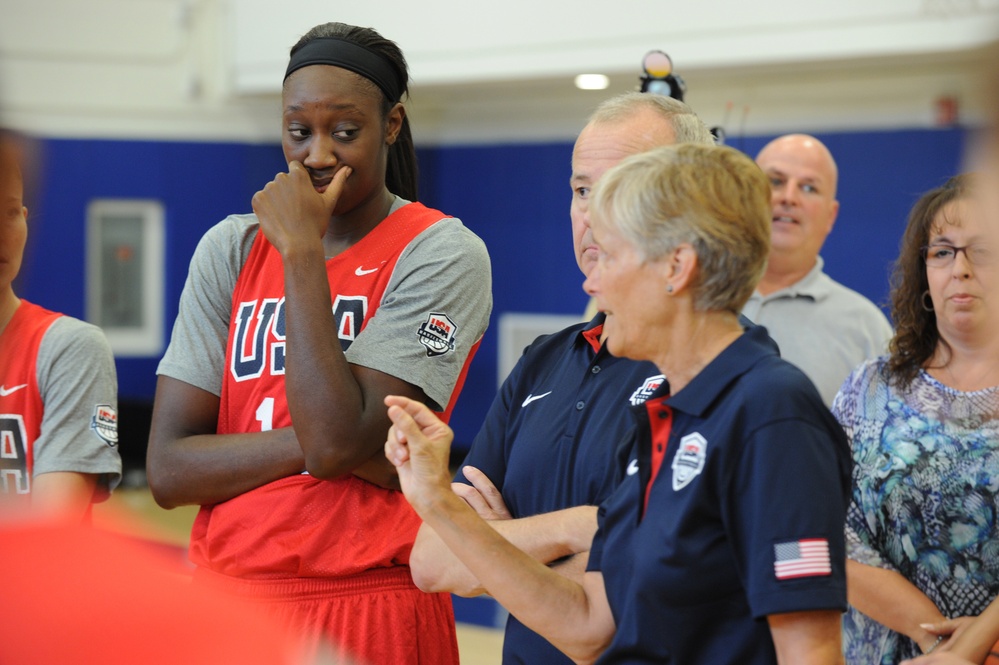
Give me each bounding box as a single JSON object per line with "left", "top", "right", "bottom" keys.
{"left": 0, "top": 301, "right": 62, "bottom": 498}
{"left": 190, "top": 202, "right": 455, "bottom": 579}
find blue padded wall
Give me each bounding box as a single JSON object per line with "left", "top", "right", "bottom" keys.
{"left": 17, "top": 128, "right": 967, "bottom": 454}
{"left": 18, "top": 139, "right": 287, "bottom": 401}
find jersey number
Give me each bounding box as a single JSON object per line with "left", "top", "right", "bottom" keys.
{"left": 254, "top": 398, "right": 309, "bottom": 477}
{"left": 255, "top": 397, "right": 274, "bottom": 432}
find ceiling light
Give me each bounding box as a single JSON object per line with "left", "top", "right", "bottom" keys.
{"left": 575, "top": 74, "right": 610, "bottom": 90}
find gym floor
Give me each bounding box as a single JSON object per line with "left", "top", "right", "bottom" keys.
{"left": 93, "top": 488, "right": 504, "bottom": 665}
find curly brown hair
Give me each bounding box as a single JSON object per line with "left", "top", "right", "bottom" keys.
{"left": 887, "top": 173, "right": 975, "bottom": 387}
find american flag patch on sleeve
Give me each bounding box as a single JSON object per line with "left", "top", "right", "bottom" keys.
{"left": 773, "top": 538, "right": 831, "bottom": 580}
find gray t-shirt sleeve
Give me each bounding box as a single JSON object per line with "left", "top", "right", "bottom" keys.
{"left": 33, "top": 316, "right": 122, "bottom": 497}
{"left": 157, "top": 214, "right": 258, "bottom": 396}
{"left": 346, "top": 217, "right": 493, "bottom": 411}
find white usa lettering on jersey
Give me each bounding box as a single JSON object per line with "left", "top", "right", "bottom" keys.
{"left": 229, "top": 296, "right": 368, "bottom": 382}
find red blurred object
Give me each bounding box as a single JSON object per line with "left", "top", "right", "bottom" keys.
{"left": 0, "top": 518, "right": 308, "bottom": 665}
{"left": 985, "top": 638, "right": 999, "bottom": 665}
{"left": 935, "top": 95, "right": 959, "bottom": 126}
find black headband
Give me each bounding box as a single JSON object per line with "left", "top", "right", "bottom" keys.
{"left": 284, "top": 37, "right": 404, "bottom": 103}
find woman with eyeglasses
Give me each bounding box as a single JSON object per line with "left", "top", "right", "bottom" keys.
{"left": 833, "top": 172, "right": 999, "bottom": 664}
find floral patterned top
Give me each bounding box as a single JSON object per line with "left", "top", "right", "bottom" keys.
{"left": 832, "top": 356, "right": 999, "bottom": 664}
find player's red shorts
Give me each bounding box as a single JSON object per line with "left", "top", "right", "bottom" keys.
{"left": 193, "top": 565, "right": 459, "bottom": 665}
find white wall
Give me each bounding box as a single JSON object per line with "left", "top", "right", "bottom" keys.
{"left": 0, "top": 0, "right": 276, "bottom": 142}
{"left": 231, "top": 0, "right": 999, "bottom": 89}
{"left": 1, "top": 0, "right": 997, "bottom": 145}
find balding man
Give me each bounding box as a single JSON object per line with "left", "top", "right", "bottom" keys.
{"left": 741, "top": 134, "right": 892, "bottom": 405}
{"left": 409, "top": 92, "right": 716, "bottom": 665}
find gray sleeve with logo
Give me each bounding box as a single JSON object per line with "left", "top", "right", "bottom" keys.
{"left": 33, "top": 316, "right": 122, "bottom": 497}
{"left": 345, "top": 217, "right": 493, "bottom": 412}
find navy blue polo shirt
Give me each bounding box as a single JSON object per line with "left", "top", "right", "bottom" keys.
{"left": 587, "top": 324, "right": 850, "bottom": 665}
{"left": 457, "top": 313, "right": 665, "bottom": 665}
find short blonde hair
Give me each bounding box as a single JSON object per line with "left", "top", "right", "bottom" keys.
{"left": 591, "top": 143, "right": 771, "bottom": 313}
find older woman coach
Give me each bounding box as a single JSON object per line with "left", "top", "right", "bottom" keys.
{"left": 385, "top": 143, "right": 851, "bottom": 665}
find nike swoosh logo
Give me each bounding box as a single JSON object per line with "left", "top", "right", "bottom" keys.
{"left": 355, "top": 266, "right": 379, "bottom": 276}
{"left": 521, "top": 391, "right": 552, "bottom": 407}
{"left": 0, "top": 384, "right": 28, "bottom": 397}
{"left": 626, "top": 459, "right": 639, "bottom": 476}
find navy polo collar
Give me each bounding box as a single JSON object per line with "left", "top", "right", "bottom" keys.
{"left": 578, "top": 312, "right": 607, "bottom": 354}
{"left": 635, "top": 325, "right": 777, "bottom": 418}
{"left": 582, "top": 311, "right": 606, "bottom": 332}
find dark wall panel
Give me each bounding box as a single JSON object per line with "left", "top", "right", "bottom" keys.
{"left": 732, "top": 129, "right": 967, "bottom": 310}
{"left": 18, "top": 139, "right": 287, "bottom": 400}
{"left": 416, "top": 142, "right": 577, "bottom": 449}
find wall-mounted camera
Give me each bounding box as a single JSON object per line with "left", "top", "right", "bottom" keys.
{"left": 639, "top": 50, "right": 686, "bottom": 102}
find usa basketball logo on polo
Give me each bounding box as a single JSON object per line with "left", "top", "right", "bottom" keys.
{"left": 629, "top": 374, "right": 666, "bottom": 406}
{"left": 418, "top": 312, "right": 457, "bottom": 357}
{"left": 671, "top": 432, "right": 706, "bottom": 490}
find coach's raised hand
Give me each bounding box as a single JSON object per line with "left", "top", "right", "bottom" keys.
{"left": 384, "top": 395, "right": 455, "bottom": 514}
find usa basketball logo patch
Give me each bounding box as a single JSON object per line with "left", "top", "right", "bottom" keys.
{"left": 629, "top": 374, "right": 666, "bottom": 406}
{"left": 671, "top": 432, "right": 706, "bottom": 490}
{"left": 418, "top": 312, "right": 457, "bottom": 357}
{"left": 91, "top": 404, "right": 118, "bottom": 447}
